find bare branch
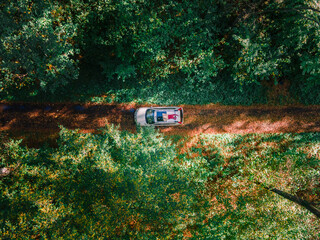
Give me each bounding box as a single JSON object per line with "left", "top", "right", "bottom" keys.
{"left": 255, "top": 181, "right": 320, "bottom": 219}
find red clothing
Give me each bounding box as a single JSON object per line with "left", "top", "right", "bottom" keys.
{"left": 168, "top": 114, "right": 178, "bottom": 120}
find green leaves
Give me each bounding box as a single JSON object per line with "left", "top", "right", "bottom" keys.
{"left": 0, "top": 126, "right": 209, "bottom": 238}
{"left": 1, "top": 0, "right": 320, "bottom": 103}
{"left": 0, "top": 0, "right": 79, "bottom": 96}
{"left": 1, "top": 128, "right": 319, "bottom": 238}
{"left": 183, "top": 133, "right": 320, "bottom": 238}
{"left": 231, "top": 34, "right": 286, "bottom": 85}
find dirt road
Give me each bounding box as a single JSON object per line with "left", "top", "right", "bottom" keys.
{"left": 1, "top": 103, "right": 320, "bottom": 139}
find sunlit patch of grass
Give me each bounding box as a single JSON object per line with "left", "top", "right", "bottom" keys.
{"left": 178, "top": 132, "right": 320, "bottom": 238}
{"left": 179, "top": 133, "right": 320, "bottom": 187}
{"left": 0, "top": 127, "right": 319, "bottom": 238}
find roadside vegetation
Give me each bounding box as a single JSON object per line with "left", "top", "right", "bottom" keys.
{"left": 1, "top": 127, "right": 319, "bottom": 239}
{"left": 178, "top": 132, "right": 320, "bottom": 238}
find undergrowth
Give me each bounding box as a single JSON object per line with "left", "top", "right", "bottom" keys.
{"left": 1, "top": 130, "right": 319, "bottom": 239}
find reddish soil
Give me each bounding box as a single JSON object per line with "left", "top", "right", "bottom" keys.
{"left": 1, "top": 103, "right": 320, "bottom": 145}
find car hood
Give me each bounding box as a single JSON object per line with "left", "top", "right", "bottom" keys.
{"left": 134, "top": 108, "right": 148, "bottom": 125}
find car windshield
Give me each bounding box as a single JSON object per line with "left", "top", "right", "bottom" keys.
{"left": 145, "top": 109, "right": 155, "bottom": 124}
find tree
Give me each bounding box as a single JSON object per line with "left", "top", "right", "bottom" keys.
{"left": 225, "top": 0, "right": 320, "bottom": 103}
{"left": 0, "top": 0, "right": 79, "bottom": 96}
{"left": 0, "top": 126, "right": 209, "bottom": 239}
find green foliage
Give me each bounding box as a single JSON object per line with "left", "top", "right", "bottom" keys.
{"left": 90, "top": 77, "right": 267, "bottom": 105}
{"left": 182, "top": 133, "right": 320, "bottom": 239}
{"left": 1, "top": 129, "right": 319, "bottom": 238}
{"left": 1, "top": 0, "right": 320, "bottom": 103}
{"left": 0, "top": 0, "right": 79, "bottom": 97}
{"left": 231, "top": 34, "right": 287, "bottom": 85}
{"left": 0, "top": 126, "right": 209, "bottom": 239}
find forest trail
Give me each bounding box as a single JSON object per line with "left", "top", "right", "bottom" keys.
{"left": 1, "top": 103, "right": 320, "bottom": 145}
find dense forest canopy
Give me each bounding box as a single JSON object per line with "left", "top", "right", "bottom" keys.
{"left": 0, "top": 0, "right": 320, "bottom": 104}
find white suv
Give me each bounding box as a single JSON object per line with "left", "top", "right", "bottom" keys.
{"left": 134, "top": 107, "right": 183, "bottom": 126}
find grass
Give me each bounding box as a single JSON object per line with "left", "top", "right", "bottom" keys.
{"left": 178, "top": 132, "right": 320, "bottom": 238}
{"left": 1, "top": 128, "right": 319, "bottom": 238}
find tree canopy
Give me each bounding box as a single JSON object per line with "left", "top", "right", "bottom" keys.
{"left": 0, "top": 127, "right": 210, "bottom": 239}
{"left": 0, "top": 0, "right": 320, "bottom": 104}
